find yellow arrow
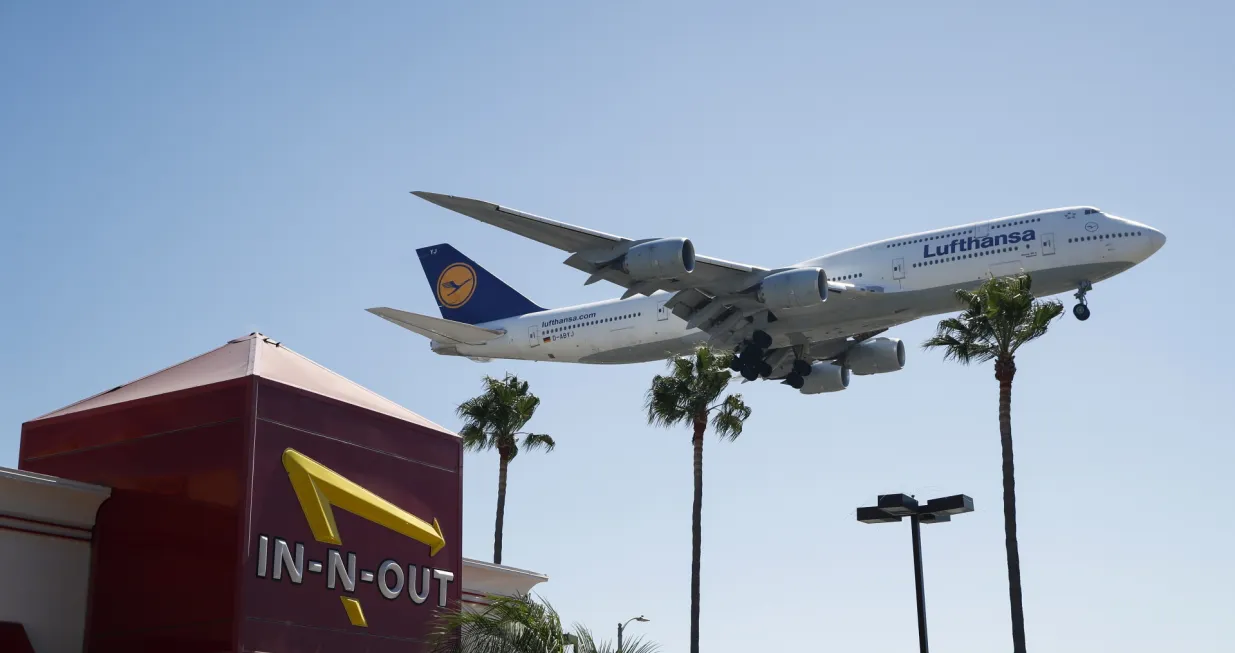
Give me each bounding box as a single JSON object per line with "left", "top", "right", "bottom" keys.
{"left": 281, "top": 448, "right": 445, "bottom": 556}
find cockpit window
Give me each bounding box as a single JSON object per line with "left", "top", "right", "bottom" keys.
{"left": 1083, "top": 208, "right": 1101, "bottom": 215}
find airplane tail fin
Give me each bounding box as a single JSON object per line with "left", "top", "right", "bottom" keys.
{"left": 416, "top": 244, "right": 546, "bottom": 324}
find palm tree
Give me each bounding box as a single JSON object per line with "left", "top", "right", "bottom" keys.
{"left": 922, "top": 273, "right": 1064, "bottom": 653}
{"left": 645, "top": 344, "right": 752, "bottom": 653}
{"left": 427, "top": 592, "right": 660, "bottom": 653}
{"left": 457, "top": 373, "right": 556, "bottom": 565}
{"left": 428, "top": 593, "right": 568, "bottom": 653}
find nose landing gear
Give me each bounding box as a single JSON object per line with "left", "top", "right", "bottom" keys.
{"left": 1073, "top": 280, "right": 1092, "bottom": 321}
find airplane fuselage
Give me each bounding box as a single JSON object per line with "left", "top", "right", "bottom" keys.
{"left": 428, "top": 206, "right": 1165, "bottom": 364}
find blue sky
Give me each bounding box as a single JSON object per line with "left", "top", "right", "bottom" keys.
{"left": 2, "top": 1, "right": 1233, "bottom": 651}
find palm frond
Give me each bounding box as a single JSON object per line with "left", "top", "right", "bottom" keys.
{"left": 711, "top": 394, "right": 751, "bottom": 441}
{"left": 647, "top": 344, "right": 751, "bottom": 444}
{"left": 520, "top": 432, "right": 556, "bottom": 453}
{"left": 646, "top": 344, "right": 743, "bottom": 427}
{"left": 922, "top": 333, "right": 998, "bottom": 365}
{"left": 671, "top": 355, "right": 695, "bottom": 382}
{"left": 459, "top": 423, "right": 492, "bottom": 451}
{"left": 645, "top": 372, "right": 692, "bottom": 428}
{"left": 1010, "top": 298, "right": 1065, "bottom": 354}
{"left": 924, "top": 273, "right": 1059, "bottom": 365}
{"left": 427, "top": 593, "right": 567, "bottom": 653}
{"left": 456, "top": 373, "right": 552, "bottom": 460}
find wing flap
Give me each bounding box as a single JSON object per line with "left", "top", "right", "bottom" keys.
{"left": 366, "top": 307, "right": 505, "bottom": 346}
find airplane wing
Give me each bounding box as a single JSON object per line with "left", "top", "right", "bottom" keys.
{"left": 366, "top": 307, "right": 504, "bottom": 346}
{"left": 412, "top": 191, "right": 877, "bottom": 346}
{"left": 412, "top": 192, "right": 765, "bottom": 296}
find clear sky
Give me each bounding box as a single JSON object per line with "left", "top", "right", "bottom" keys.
{"left": 2, "top": 1, "right": 1232, "bottom": 651}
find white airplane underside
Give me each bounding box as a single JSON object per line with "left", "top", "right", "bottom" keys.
{"left": 368, "top": 193, "right": 1165, "bottom": 394}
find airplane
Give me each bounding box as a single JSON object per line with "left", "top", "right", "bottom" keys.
{"left": 367, "top": 192, "right": 1166, "bottom": 394}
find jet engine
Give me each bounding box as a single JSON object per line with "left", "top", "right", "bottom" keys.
{"left": 620, "top": 238, "right": 695, "bottom": 280}
{"left": 846, "top": 337, "right": 906, "bottom": 375}
{"left": 799, "top": 362, "right": 849, "bottom": 394}
{"left": 755, "top": 268, "right": 828, "bottom": 310}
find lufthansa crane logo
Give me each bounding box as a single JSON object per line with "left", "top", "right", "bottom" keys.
{"left": 262, "top": 449, "right": 450, "bottom": 629}
{"left": 436, "top": 263, "right": 477, "bottom": 309}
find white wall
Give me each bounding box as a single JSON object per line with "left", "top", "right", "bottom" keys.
{"left": 0, "top": 530, "right": 94, "bottom": 653}
{"left": 0, "top": 467, "right": 109, "bottom": 653}
{"left": 461, "top": 558, "right": 549, "bottom": 612}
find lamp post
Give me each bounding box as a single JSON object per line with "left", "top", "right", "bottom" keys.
{"left": 857, "top": 493, "right": 974, "bottom": 653}
{"left": 617, "top": 615, "right": 648, "bottom": 652}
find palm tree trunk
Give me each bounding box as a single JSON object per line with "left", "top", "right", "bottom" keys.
{"left": 996, "top": 355, "right": 1027, "bottom": 653}
{"left": 495, "top": 453, "right": 509, "bottom": 565}
{"left": 690, "top": 417, "right": 705, "bottom": 653}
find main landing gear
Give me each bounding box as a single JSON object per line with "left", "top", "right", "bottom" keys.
{"left": 1073, "top": 280, "right": 1092, "bottom": 321}
{"left": 730, "top": 330, "right": 774, "bottom": 382}
{"left": 729, "top": 331, "right": 814, "bottom": 387}
{"left": 782, "top": 359, "right": 811, "bottom": 389}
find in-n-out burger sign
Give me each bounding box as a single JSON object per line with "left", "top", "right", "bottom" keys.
{"left": 253, "top": 449, "right": 454, "bottom": 627}
{"left": 253, "top": 535, "right": 455, "bottom": 608}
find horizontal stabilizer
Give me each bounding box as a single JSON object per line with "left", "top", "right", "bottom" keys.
{"left": 366, "top": 307, "right": 505, "bottom": 346}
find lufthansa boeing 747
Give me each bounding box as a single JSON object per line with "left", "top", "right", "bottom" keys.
{"left": 367, "top": 192, "right": 1165, "bottom": 394}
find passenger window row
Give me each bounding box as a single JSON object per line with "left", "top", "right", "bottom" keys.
{"left": 888, "top": 216, "right": 1044, "bottom": 248}
{"left": 1068, "top": 231, "right": 1142, "bottom": 243}
{"left": 992, "top": 217, "right": 1042, "bottom": 230}
{"left": 887, "top": 229, "right": 976, "bottom": 249}
{"left": 836, "top": 273, "right": 864, "bottom": 280}
{"left": 547, "top": 312, "right": 643, "bottom": 333}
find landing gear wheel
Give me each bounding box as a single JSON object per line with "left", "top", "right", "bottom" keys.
{"left": 739, "top": 340, "right": 764, "bottom": 358}
{"left": 1073, "top": 280, "right": 1093, "bottom": 321}
{"left": 728, "top": 357, "right": 743, "bottom": 372}
{"left": 738, "top": 350, "right": 761, "bottom": 369}
{"left": 741, "top": 365, "right": 759, "bottom": 381}
{"left": 751, "top": 330, "right": 772, "bottom": 350}
{"left": 758, "top": 361, "right": 773, "bottom": 378}
{"left": 792, "top": 359, "right": 811, "bottom": 376}
{"left": 785, "top": 373, "right": 805, "bottom": 389}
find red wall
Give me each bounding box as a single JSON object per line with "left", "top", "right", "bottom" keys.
{"left": 20, "top": 380, "right": 250, "bottom": 653}
{"left": 239, "top": 379, "right": 463, "bottom": 653}
{"left": 18, "top": 375, "right": 464, "bottom": 653}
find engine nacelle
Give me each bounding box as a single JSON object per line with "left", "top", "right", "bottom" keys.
{"left": 755, "top": 268, "right": 828, "bottom": 310}
{"left": 621, "top": 238, "right": 695, "bottom": 280}
{"left": 799, "top": 362, "right": 849, "bottom": 394}
{"left": 846, "top": 337, "right": 906, "bottom": 375}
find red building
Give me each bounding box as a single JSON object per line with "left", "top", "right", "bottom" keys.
{"left": 1, "top": 333, "right": 546, "bottom": 653}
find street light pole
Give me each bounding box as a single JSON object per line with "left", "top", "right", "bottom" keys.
{"left": 857, "top": 493, "right": 974, "bottom": 653}
{"left": 617, "top": 615, "right": 648, "bottom": 652}
{"left": 910, "top": 513, "right": 929, "bottom": 653}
